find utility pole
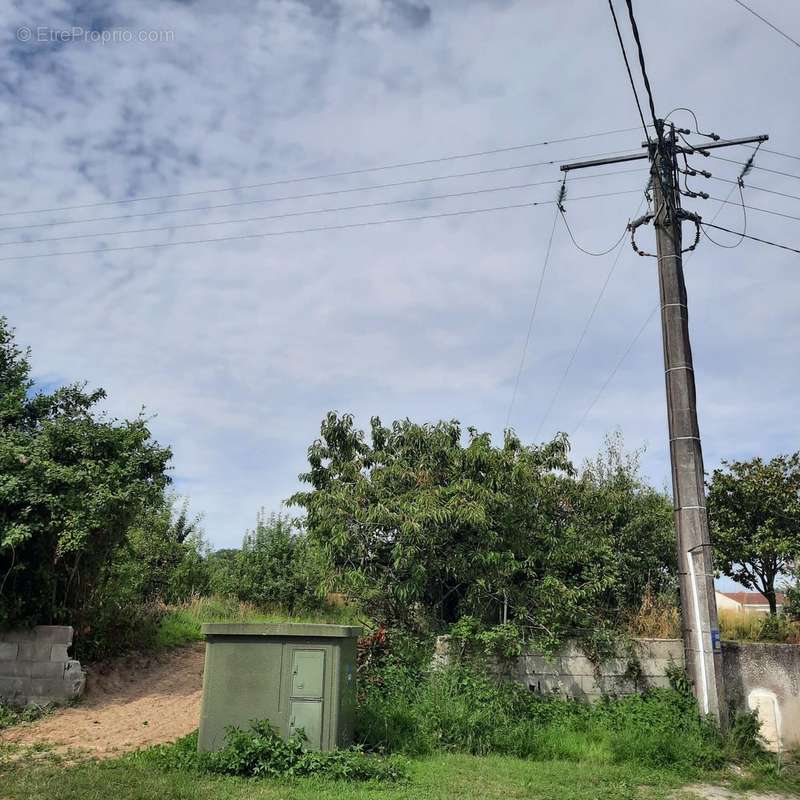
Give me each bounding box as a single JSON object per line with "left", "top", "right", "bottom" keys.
{"left": 560, "top": 125, "right": 768, "bottom": 728}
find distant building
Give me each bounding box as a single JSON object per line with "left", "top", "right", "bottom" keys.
{"left": 715, "top": 590, "right": 784, "bottom": 615}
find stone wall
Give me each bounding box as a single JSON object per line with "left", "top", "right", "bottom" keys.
{"left": 0, "top": 625, "right": 85, "bottom": 706}
{"left": 494, "top": 638, "right": 683, "bottom": 700}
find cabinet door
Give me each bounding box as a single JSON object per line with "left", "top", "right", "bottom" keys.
{"left": 291, "top": 649, "right": 325, "bottom": 698}
{"left": 289, "top": 700, "right": 323, "bottom": 749}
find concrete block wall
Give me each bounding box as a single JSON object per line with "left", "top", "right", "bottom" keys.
{"left": 494, "top": 638, "right": 684, "bottom": 700}
{"left": 0, "top": 626, "right": 85, "bottom": 706}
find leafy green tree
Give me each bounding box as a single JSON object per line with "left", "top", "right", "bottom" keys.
{"left": 707, "top": 454, "right": 800, "bottom": 614}
{"left": 0, "top": 318, "right": 172, "bottom": 627}
{"left": 227, "top": 511, "right": 319, "bottom": 610}
{"left": 576, "top": 432, "right": 677, "bottom": 617}
{"left": 291, "top": 412, "right": 633, "bottom": 645}
{"left": 118, "top": 495, "right": 208, "bottom": 602}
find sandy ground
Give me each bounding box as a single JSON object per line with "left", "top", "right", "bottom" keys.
{"left": 0, "top": 643, "right": 205, "bottom": 757}
{"left": 682, "top": 786, "right": 795, "bottom": 800}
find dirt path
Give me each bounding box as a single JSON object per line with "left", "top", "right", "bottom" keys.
{"left": 0, "top": 643, "right": 205, "bottom": 758}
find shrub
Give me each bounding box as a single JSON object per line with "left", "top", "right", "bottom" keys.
{"left": 356, "top": 658, "right": 730, "bottom": 772}
{"left": 132, "top": 723, "right": 408, "bottom": 782}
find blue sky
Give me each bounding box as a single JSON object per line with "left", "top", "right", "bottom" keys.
{"left": 2, "top": 1, "right": 798, "bottom": 589}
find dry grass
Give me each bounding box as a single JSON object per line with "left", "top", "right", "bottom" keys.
{"left": 627, "top": 590, "right": 682, "bottom": 639}
{"left": 717, "top": 610, "right": 800, "bottom": 644}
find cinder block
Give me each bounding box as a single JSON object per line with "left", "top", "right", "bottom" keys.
{"left": 522, "top": 655, "right": 559, "bottom": 675}
{"left": 31, "top": 661, "right": 66, "bottom": 679}
{"left": 637, "top": 658, "right": 674, "bottom": 677}
{"left": 33, "top": 626, "right": 73, "bottom": 645}
{"left": 595, "top": 659, "right": 631, "bottom": 677}
{"left": 632, "top": 639, "right": 684, "bottom": 661}
{"left": 0, "top": 676, "right": 29, "bottom": 698}
{"left": 50, "top": 644, "right": 70, "bottom": 662}
{"left": 0, "top": 642, "right": 19, "bottom": 660}
{"left": 0, "top": 661, "right": 33, "bottom": 678}
{"left": 29, "top": 678, "right": 71, "bottom": 699}
{"left": 0, "top": 630, "right": 37, "bottom": 644}
{"left": 16, "top": 642, "right": 53, "bottom": 661}
{"left": 560, "top": 656, "right": 595, "bottom": 675}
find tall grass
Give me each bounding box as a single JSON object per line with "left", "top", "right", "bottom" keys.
{"left": 626, "top": 590, "right": 682, "bottom": 639}
{"left": 156, "top": 594, "right": 364, "bottom": 649}
{"left": 356, "top": 661, "right": 728, "bottom": 771}
{"left": 718, "top": 610, "right": 800, "bottom": 644}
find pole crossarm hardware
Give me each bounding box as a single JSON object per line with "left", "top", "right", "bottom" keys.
{"left": 557, "top": 120, "right": 769, "bottom": 730}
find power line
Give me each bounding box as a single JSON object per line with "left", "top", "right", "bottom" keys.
{"left": 700, "top": 222, "right": 800, "bottom": 255}
{"left": 558, "top": 210, "right": 629, "bottom": 257}
{"left": 0, "top": 188, "right": 643, "bottom": 264}
{"left": 742, "top": 144, "right": 800, "bottom": 163}
{"left": 710, "top": 154, "right": 800, "bottom": 181}
{"left": 730, "top": 0, "right": 800, "bottom": 49}
{"left": 708, "top": 174, "right": 800, "bottom": 203}
{"left": 535, "top": 195, "right": 647, "bottom": 441}
{"left": 572, "top": 304, "right": 658, "bottom": 435}
{"left": 506, "top": 207, "right": 560, "bottom": 430}
{"left": 0, "top": 127, "right": 644, "bottom": 219}
{"left": 570, "top": 185, "right": 739, "bottom": 434}
{"left": 0, "top": 169, "right": 647, "bottom": 250}
{"left": 623, "top": 0, "right": 660, "bottom": 133}
{"left": 0, "top": 147, "right": 643, "bottom": 235}
{"left": 607, "top": 0, "right": 650, "bottom": 141}
{"left": 707, "top": 195, "right": 800, "bottom": 223}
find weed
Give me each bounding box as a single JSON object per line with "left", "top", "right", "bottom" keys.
{"left": 130, "top": 722, "right": 408, "bottom": 782}
{"left": 0, "top": 702, "right": 54, "bottom": 731}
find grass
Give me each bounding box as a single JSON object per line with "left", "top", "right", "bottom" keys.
{"left": 718, "top": 610, "right": 800, "bottom": 644}
{"left": 155, "top": 595, "right": 365, "bottom": 649}
{"left": 0, "top": 748, "right": 704, "bottom": 800}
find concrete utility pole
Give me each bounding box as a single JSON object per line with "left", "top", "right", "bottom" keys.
{"left": 649, "top": 121, "right": 724, "bottom": 724}
{"left": 560, "top": 124, "right": 768, "bottom": 728}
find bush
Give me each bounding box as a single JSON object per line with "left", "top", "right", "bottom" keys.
{"left": 133, "top": 723, "right": 408, "bottom": 782}
{"left": 356, "top": 657, "right": 731, "bottom": 772}
{"left": 72, "top": 598, "right": 165, "bottom": 662}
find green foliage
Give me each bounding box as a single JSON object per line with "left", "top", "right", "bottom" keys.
{"left": 356, "top": 660, "right": 729, "bottom": 772}
{"left": 132, "top": 723, "right": 408, "bottom": 782}
{"left": 576, "top": 432, "right": 677, "bottom": 617}
{"left": 291, "top": 415, "right": 673, "bottom": 647}
{"left": 0, "top": 702, "right": 53, "bottom": 731}
{"left": 785, "top": 583, "right": 800, "bottom": 620}
{"left": 209, "top": 512, "right": 324, "bottom": 612}
{"left": 0, "top": 317, "right": 172, "bottom": 629}
{"left": 708, "top": 453, "right": 800, "bottom": 614}
{"left": 449, "top": 616, "right": 523, "bottom": 659}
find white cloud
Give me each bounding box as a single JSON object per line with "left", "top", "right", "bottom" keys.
{"left": 2, "top": 0, "right": 798, "bottom": 546}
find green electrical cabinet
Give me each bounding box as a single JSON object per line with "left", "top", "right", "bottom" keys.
{"left": 197, "top": 623, "right": 361, "bottom": 753}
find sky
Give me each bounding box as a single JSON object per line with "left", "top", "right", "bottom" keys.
{"left": 1, "top": 0, "right": 798, "bottom": 581}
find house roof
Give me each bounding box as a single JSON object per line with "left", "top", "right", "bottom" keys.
{"left": 718, "top": 591, "right": 785, "bottom": 606}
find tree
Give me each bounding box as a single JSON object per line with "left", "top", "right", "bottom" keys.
{"left": 291, "top": 412, "right": 640, "bottom": 645}
{"left": 118, "top": 495, "right": 208, "bottom": 603}
{"left": 576, "top": 432, "right": 677, "bottom": 617}
{"left": 0, "top": 317, "right": 172, "bottom": 627}
{"left": 707, "top": 454, "right": 800, "bottom": 614}
{"left": 226, "top": 512, "right": 320, "bottom": 611}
